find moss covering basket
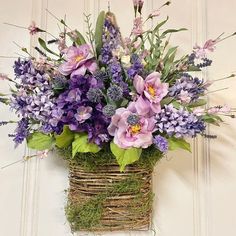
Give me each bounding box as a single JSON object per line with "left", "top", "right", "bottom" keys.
{"left": 63, "top": 148, "right": 161, "bottom": 232}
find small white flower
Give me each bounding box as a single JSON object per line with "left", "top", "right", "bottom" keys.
{"left": 121, "top": 55, "right": 131, "bottom": 67}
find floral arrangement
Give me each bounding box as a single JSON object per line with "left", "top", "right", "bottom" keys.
{"left": 1, "top": 0, "right": 235, "bottom": 172}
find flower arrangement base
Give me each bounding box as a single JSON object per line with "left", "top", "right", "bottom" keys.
{"left": 66, "top": 161, "right": 153, "bottom": 232}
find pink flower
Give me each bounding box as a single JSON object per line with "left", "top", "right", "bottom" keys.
{"left": 207, "top": 107, "right": 220, "bottom": 114}
{"left": 220, "top": 105, "right": 231, "bottom": 113}
{"left": 194, "top": 39, "right": 217, "bottom": 58}
{"left": 58, "top": 44, "right": 97, "bottom": 77}
{"left": 132, "top": 17, "right": 143, "bottom": 36}
{"left": 28, "top": 21, "right": 39, "bottom": 35}
{"left": 0, "top": 73, "right": 9, "bottom": 80}
{"left": 150, "top": 9, "right": 160, "bottom": 18}
{"left": 133, "top": 0, "right": 139, "bottom": 7}
{"left": 37, "top": 150, "right": 49, "bottom": 159}
{"left": 178, "top": 90, "right": 191, "bottom": 103}
{"left": 140, "top": 49, "right": 150, "bottom": 59}
{"left": 108, "top": 107, "right": 156, "bottom": 149}
{"left": 133, "top": 72, "right": 169, "bottom": 114}
{"left": 193, "top": 108, "right": 205, "bottom": 116}
{"left": 133, "top": 0, "right": 144, "bottom": 7}
{"left": 75, "top": 106, "right": 92, "bottom": 123}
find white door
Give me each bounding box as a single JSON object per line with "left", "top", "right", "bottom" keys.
{"left": 0, "top": 0, "right": 236, "bottom": 236}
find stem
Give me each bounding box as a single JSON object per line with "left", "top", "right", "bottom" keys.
{"left": 46, "top": 9, "right": 72, "bottom": 31}
{"left": 3, "top": 22, "right": 28, "bottom": 30}
{"left": 206, "top": 87, "right": 229, "bottom": 95}
{"left": 84, "top": 14, "right": 96, "bottom": 58}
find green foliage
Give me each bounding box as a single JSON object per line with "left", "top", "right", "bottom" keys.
{"left": 202, "top": 114, "right": 223, "bottom": 126}
{"left": 27, "top": 132, "right": 54, "bottom": 150}
{"left": 161, "top": 28, "right": 187, "bottom": 37}
{"left": 188, "top": 99, "right": 207, "bottom": 108}
{"left": 72, "top": 133, "right": 101, "bottom": 157}
{"left": 38, "top": 38, "right": 60, "bottom": 57}
{"left": 67, "top": 30, "right": 86, "bottom": 45}
{"left": 55, "top": 125, "right": 74, "bottom": 148}
{"left": 167, "top": 137, "right": 191, "bottom": 152}
{"left": 84, "top": 14, "right": 96, "bottom": 56}
{"left": 110, "top": 142, "right": 142, "bottom": 171}
{"left": 187, "top": 65, "right": 202, "bottom": 72}
{"left": 95, "top": 11, "right": 105, "bottom": 57}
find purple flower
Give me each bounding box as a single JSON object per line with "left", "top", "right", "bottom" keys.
{"left": 168, "top": 74, "right": 206, "bottom": 103}
{"left": 127, "top": 54, "right": 143, "bottom": 78}
{"left": 75, "top": 106, "right": 92, "bottom": 123}
{"left": 107, "top": 85, "right": 123, "bottom": 101}
{"left": 13, "top": 118, "right": 29, "bottom": 145}
{"left": 59, "top": 45, "right": 97, "bottom": 77}
{"left": 153, "top": 135, "right": 168, "bottom": 152}
{"left": 101, "top": 18, "right": 122, "bottom": 64}
{"left": 156, "top": 104, "right": 206, "bottom": 138}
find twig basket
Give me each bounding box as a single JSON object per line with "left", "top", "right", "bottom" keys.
{"left": 66, "top": 161, "right": 153, "bottom": 232}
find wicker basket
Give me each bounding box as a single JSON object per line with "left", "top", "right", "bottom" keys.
{"left": 67, "top": 161, "right": 153, "bottom": 232}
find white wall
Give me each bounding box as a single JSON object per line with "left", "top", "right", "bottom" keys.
{"left": 0, "top": 0, "right": 235, "bottom": 236}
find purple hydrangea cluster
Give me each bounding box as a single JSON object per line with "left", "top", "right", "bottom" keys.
{"left": 156, "top": 104, "right": 206, "bottom": 138}
{"left": 49, "top": 75, "right": 111, "bottom": 145}
{"left": 168, "top": 74, "right": 206, "bottom": 103}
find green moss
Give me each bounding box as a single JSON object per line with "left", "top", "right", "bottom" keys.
{"left": 66, "top": 195, "right": 105, "bottom": 231}
{"left": 56, "top": 145, "right": 163, "bottom": 171}
{"left": 65, "top": 177, "right": 154, "bottom": 231}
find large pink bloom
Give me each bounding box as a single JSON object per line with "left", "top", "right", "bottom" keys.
{"left": 108, "top": 108, "right": 156, "bottom": 149}
{"left": 133, "top": 72, "right": 169, "bottom": 114}
{"left": 59, "top": 44, "right": 97, "bottom": 77}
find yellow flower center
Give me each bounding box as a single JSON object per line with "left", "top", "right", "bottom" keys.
{"left": 148, "top": 85, "right": 156, "bottom": 97}
{"left": 130, "top": 124, "right": 141, "bottom": 134}
{"left": 75, "top": 55, "right": 84, "bottom": 62}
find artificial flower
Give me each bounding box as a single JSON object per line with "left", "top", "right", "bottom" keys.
{"left": 108, "top": 107, "right": 156, "bottom": 149}
{"left": 134, "top": 72, "right": 169, "bottom": 113}
{"left": 59, "top": 44, "right": 97, "bottom": 77}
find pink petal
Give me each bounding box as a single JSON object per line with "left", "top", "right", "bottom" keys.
{"left": 134, "top": 75, "right": 145, "bottom": 94}
{"left": 134, "top": 96, "right": 150, "bottom": 116}
{"left": 150, "top": 102, "right": 161, "bottom": 113}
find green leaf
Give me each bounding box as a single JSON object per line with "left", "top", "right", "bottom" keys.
{"left": 163, "top": 46, "right": 178, "bottom": 63}
{"left": 161, "top": 97, "right": 173, "bottom": 106}
{"left": 27, "top": 132, "right": 54, "bottom": 151}
{"left": 187, "top": 65, "right": 202, "bottom": 72}
{"left": 201, "top": 114, "right": 223, "bottom": 126}
{"left": 153, "top": 16, "right": 169, "bottom": 32}
{"left": 188, "top": 99, "right": 207, "bottom": 108}
{"left": 55, "top": 126, "right": 74, "bottom": 148}
{"left": 161, "top": 28, "right": 187, "bottom": 37}
{"left": 167, "top": 137, "right": 191, "bottom": 152}
{"left": 67, "top": 30, "right": 86, "bottom": 45}
{"left": 172, "top": 100, "right": 182, "bottom": 109}
{"left": 38, "top": 38, "right": 60, "bottom": 57}
{"left": 110, "top": 142, "right": 142, "bottom": 171}
{"left": 72, "top": 133, "right": 101, "bottom": 158}
{"left": 95, "top": 11, "right": 105, "bottom": 56}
